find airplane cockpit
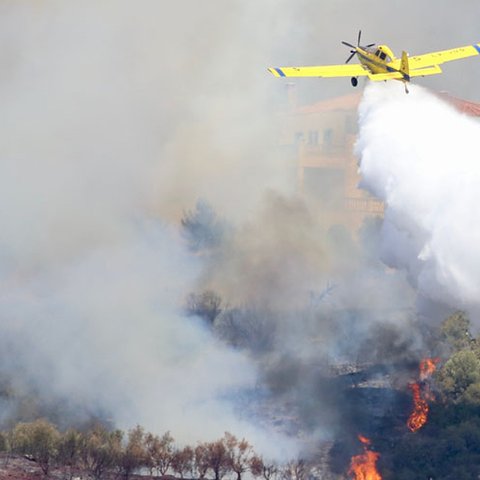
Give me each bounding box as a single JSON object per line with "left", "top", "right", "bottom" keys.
{"left": 376, "top": 50, "right": 388, "bottom": 61}
{"left": 364, "top": 45, "right": 393, "bottom": 62}
{"left": 377, "top": 45, "right": 394, "bottom": 62}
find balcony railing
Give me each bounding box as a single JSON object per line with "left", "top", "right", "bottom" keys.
{"left": 344, "top": 197, "right": 384, "bottom": 214}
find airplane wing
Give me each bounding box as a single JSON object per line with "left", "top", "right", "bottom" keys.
{"left": 268, "top": 64, "right": 368, "bottom": 78}
{"left": 408, "top": 43, "right": 480, "bottom": 69}
{"left": 368, "top": 65, "right": 442, "bottom": 81}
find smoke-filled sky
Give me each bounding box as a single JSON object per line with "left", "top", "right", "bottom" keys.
{"left": 0, "top": 0, "right": 306, "bottom": 456}
{"left": 0, "top": 0, "right": 480, "bottom": 461}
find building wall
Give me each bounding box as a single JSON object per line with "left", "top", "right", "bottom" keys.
{"left": 280, "top": 100, "right": 384, "bottom": 232}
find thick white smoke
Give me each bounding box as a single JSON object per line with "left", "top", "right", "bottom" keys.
{"left": 357, "top": 82, "right": 480, "bottom": 314}
{"left": 0, "top": 0, "right": 300, "bottom": 458}
{"left": 0, "top": 223, "right": 291, "bottom": 453}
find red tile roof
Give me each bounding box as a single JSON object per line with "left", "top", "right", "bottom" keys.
{"left": 294, "top": 93, "right": 362, "bottom": 115}
{"left": 293, "top": 91, "right": 480, "bottom": 117}
{"left": 436, "top": 92, "right": 480, "bottom": 116}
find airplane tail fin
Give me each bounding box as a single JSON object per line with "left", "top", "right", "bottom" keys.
{"left": 400, "top": 51, "right": 410, "bottom": 81}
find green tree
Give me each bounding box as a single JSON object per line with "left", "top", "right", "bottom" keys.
{"left": 437, "top": 349, "right": 480, "bottom": 403}
{"left": 0, "top": 431, "right": 8, "bottom": 453}
{"left": 0, "top": 431, "right": 11, "bottom": 468}
{"left": 58, "top": 429, "right": 82, "bottom": 480}
{"left": 80, "top": 424, "right": 123, "bottom": 480}
{"left": 441, "top": 311, "right": 474, "bottom": 352}
{"left": 10, "top": 419, "right": 60, "bottom": 476}
{"left": 119, "top": 425, "right": 147, "bottom": 480}
{"left": 385, "top": 418, "right": 480, "bottom": 479}
{"left": 463, "top": 381, "right": 480, "bottom": 404}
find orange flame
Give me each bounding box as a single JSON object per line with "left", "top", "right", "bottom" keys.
{"left": 406, "top": 383, "right": 429, "bottom": 432}
{"left": 419, "top": 358, "right": 439, "bottom": 380}
{"left": 358, "top": 435, "right": 371, "bottom": 445}
{"left": 348, "top": 435, "right": 382, "bottom": 480}
{"left": 407, "top": 358, "right": 439, "bottom": 432}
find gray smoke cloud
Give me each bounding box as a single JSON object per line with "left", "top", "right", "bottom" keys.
{"left": 0, "top": 0, "right": 304, "bottom": 458}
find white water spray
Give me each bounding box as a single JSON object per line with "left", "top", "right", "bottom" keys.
{"left": 357, "top": 83, "right": 480, "bottom": 312}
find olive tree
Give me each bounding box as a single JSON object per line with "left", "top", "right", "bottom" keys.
{"left": 145, "top": 431, "right": 175, "bottom": 476}
{"left": 119, "top": 425, "right": 147, "bottom": 480}
{"left": 79, "top": 424, "right": 123, "bottom": 480}
{"left": 10, "top": 419, "right": 60, "bottom": 476}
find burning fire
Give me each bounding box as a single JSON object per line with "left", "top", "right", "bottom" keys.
{"left": 407, "top": 357, "right": 439, "bottom": 432}
{"left": 419, "top": 358, "right": 438, "bottom": 380}
{"left": 348, "top": 435, "right": 382, "bottom": 480}
{"left": 406, "top": 383, "right": 429, "bottom": 432}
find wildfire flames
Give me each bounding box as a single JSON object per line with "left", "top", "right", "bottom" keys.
{"left": 407, "top": 357, "right": 439, "bottom": 432}
{"left": 348, "top": 435, "right": 382, "bottom": 480}
{"left": 419, "top": 358, "right": 438, "bottom": 380}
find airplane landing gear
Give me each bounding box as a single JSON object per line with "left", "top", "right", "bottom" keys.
{"left": 351, "top": 77, "right": 358, "bottom": 87}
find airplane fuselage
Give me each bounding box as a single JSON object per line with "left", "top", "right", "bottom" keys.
{"left": 357, "top": 45, "right": 403, "bottom": 76}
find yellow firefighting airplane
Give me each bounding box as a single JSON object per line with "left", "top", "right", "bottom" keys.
{"left": 268, "top": 31, "right": 480, "bottom": 93}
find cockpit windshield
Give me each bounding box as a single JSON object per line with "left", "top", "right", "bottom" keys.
{"left": 368, "top": 46, "right": 391, "bottom": 62}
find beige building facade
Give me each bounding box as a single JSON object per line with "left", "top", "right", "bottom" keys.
{"left": 279, "top": 88, "right": 480, "bottom": 232}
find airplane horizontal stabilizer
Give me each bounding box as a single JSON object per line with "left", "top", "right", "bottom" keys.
{"left": 367, "top": 72, "right": 404, "bottom": 81}
{"left": 409, "top": 65, "right": 442, "bottom": 77}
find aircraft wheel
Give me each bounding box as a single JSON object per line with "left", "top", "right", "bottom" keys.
{"left": 351, "top": 77, "right": 358, "bottom": 87}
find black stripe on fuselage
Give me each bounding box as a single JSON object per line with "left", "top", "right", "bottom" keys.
{"left": 357, "top": 51, "right": 401, "bottom": 75}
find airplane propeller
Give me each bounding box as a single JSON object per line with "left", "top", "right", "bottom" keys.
{"left": 342, "top": 30, "right": 375, "bottom": 63}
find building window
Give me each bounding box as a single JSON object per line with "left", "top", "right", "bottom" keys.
{"left": 308, "top": 130, "right": 319, "bottom": 145}
{"left": 294, "top": 131, "right": 304, "bottom": 144}
{"left": 323, "top": 128, "right": 333, "bottom": 146}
